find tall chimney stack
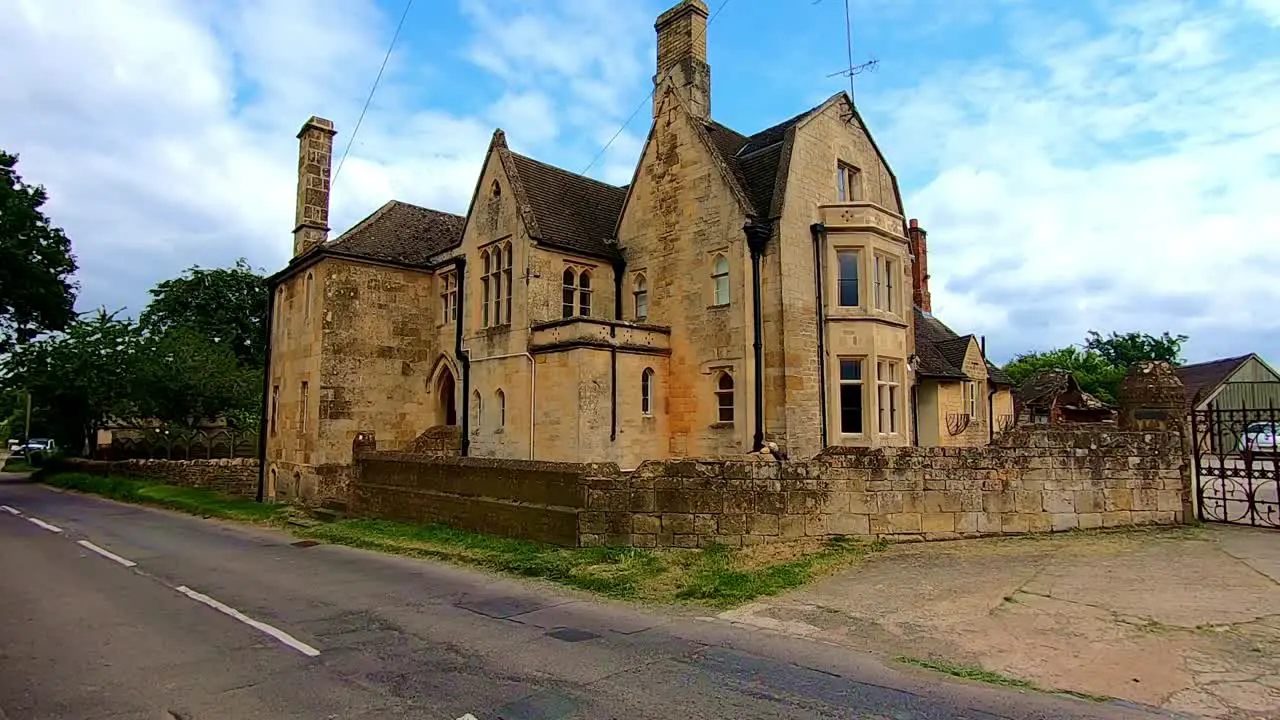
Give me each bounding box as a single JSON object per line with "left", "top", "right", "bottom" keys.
{"left": 908, "top": 218, "right": 932, "bottom": 313}
{"left": 653, "top": 0, "right": 711, "bottom": 120}
{"left": 293, "top": 116, "right": 337, "bottom": 257}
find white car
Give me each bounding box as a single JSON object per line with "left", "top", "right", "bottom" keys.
{"left": 1239, "top": 422, "right": 1279, "bottom": 453}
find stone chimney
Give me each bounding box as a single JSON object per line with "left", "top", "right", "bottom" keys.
{"left": 293, "top": 116, "right": 337, "bottom": 257}
{"left": 908, "top": 218, "right": 932, "bottom": 313}
{"left": 653, "top": 0, "right": 711, "bottom": 120}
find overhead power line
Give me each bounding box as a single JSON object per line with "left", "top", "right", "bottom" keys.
{"left": 333, "top": 0, "right": 416, "bottom": 188}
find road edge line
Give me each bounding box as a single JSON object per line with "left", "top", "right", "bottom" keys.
{"left": 174, "top": 585, "right": 320, "bottom": 657}
{"left": 76, "top": 539, "right": 138, "bottom": 568}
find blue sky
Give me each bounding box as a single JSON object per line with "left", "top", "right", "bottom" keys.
{"left": 2, "top": 0, "right": 1278, "bottom": 365}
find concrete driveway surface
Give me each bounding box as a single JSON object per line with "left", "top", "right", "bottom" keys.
{"left": 721, "top": 525, "right": 1280, "bottom": 720}
{"left": 0, "top": 471, "right": 1177, "bottom": 720}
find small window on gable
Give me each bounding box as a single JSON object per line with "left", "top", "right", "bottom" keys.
{"left": 634, "top": 274, "right": 649, "bottom": 321}
{"left": 562, "top": 268, "right": 577, "bottom": 319}
{"left": 715, "top": 372, "right": 734, "bottom": 423}
{"left": 490, "top": 180, "right": 501, "bottom": 200}
{"left": 641, "top": 368, "right": 654, "bottom": 415}
{"left": 837, "top": 163, "right": 863, "bottom": 202}
{"left": 712, "top": 254, "right": 730, "bottom": 306}
{"left": 304, "top": 272, "right": 315, "bottom": 320}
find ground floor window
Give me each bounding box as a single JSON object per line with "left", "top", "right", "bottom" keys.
{"left": 838, "top": 358, "right": 864, "bottom": 434}
{"left": 877, "top": 360, "right": 900, "bottom": 434}
{"left": 715, "top": 372, "right": 734, "bottom": 423}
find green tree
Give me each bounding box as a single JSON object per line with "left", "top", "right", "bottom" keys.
{"left": 0, "top": 310, "right": 144, "bottom": 454}
{"left": 140, "top": 258, "right": 268, "bottom": 368}
{"left": 0, "top": 151, "right": 79, "bottom": 350}
{"left": 131, "top": 328, "right": 261, "bottom": 429}
{"left": 1084, "top": 330, "right": 1187, "bottom": 368}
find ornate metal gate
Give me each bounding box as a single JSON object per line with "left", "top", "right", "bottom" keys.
{"left": 1192, "top": 404, "right": 1279, "bottom": 528}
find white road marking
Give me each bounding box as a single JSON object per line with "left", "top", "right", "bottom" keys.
{"left": 76, "top": 539, "right": 138, "bottom": 568}
{"left": 174, "top": 585, "right": 320, "bottom": 657}
{"left": 26, "top": 517, "right": 62, "bottom": 533}
{"left": 0, "top": 505, "right": 19, "bottom": 515}
{"left": 457, "top": 715, "right": 479, "bottom": 720}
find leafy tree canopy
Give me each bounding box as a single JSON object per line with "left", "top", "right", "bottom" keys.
{"left": 140, "top": 258, "right": 268, "bottom": 368}
{"left": 1002, "top": 330, "right": 1189, "bottom": 405}
{"left": 0, "top": 151, "right": 79, "bottom": 350}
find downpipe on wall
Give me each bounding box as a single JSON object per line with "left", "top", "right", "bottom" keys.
{"left": 611, "top": 259, "right": 625, "bottom": 443}
{"left": 256, "top": 283, "right": 278, "bottom": 503}
{"left": 809, "top": 223, "right": 830, "bottom": 450}
{"left": 454, "top": 256, "right": 470, "bottom": 456}
{"left": 745, "top": 220, "right": 771, "bottom": 453}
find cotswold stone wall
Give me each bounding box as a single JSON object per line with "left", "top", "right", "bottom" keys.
{"left": 57, "top": 458, "right": 260, "bottom": 499}
{"left": 350, "top": 425, "right": 1188, "bottom": 548}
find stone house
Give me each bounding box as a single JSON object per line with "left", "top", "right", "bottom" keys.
{"left": 1014, "top": 370, "right": 1115, "bottom": 425}
{"left": 263, "top": 0, "right": 1014, "bottom": 502}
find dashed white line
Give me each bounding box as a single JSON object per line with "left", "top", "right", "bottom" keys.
{"left": 174, "top": 585, "right": 320, "bottom": 657}
{"left": 26, "top": 517, "right": 62, "bottom": 533}
{"left": 0, "top": 505, "right": 19, "bottom": 515}
{"left": 76, "top": 539, "right": 138, "bottom": 568}
{"left": 457, "top": 715, "right": 479, "bottom": 720}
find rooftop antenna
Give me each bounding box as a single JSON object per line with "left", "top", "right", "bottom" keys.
{"left": 816, "top": 0, "right": 878, "bottom": 118}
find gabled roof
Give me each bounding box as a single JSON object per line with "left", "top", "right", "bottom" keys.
{"left": 1015, "top": 370, "right": 1109, "bottom": 411}
{"left": 505, "top": 151, "right": 627, "bottom": 261}
{"left": 1175, "top": 354, "right": 1256, "bottom": 405}
{"left": 913, "top": 307, "right": 1012, "bottom": 385}
{"left": 326, "top": 200, "right": 465, "bottom": 267}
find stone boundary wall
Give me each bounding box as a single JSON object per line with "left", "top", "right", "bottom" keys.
{"left": 54, "top": 458, "right": 260, "bottom": 499}
{"left": 351, "top": 425, "right": 1189, "bottom": 548}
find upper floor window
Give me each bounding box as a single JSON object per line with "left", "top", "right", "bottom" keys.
{"left": 482, "top": 251, "right": 492, "bottom": 326}
{"left": 480, "top": 243, "right": 512, "bottom": 328}
{"left": 502, "top": 244, "right": 513, "bottom": 324}
{"left": 304, "top": 272, "right": 315, "bottom": 320}
{"left": 874, "top": 255, "right": 897, "bottom": 313}
{"left": 440, "top": 270, "right": 458, "bottom": 323}
{"left": 491, "top": 245, "right": 504, "bottom": 325}
{"left": 876, "top": 360, "right": 900, "bottom": 434}
{"left": 562, "top": 267, "right": 592, "bottom": 318}
{"left": 964, "top": 381, "right": 979, "bottom": 419}
{"left": 562, "top": 268, "right": 576, "bottom": 318}
{"left": 634, "top": 274, "right": 649, "bottom": 321}
{"left": 712, "top": 254, "right": 730, "bottom": 306}
{"left": 715, "top": 372, "right": 734, "bottom": 423}
{"left": 578, "top": 270, "right": 592, "bottom": 316}
{"left": 838, "top": 359, "right": 863, "bottom": 434}
{"left": 837, "top": 250, "right": 859, "bottom": 307}
{"left": 641, "top": 368, "right": 654, "bottom": 415}
{"left": 837, "top": 162, "right": 863, "bottom": 202}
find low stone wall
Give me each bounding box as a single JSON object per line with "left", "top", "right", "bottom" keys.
{"left": 352, "top": 453, "right": 615, "bottom": 545}
{"left": 349, "top": 425, "right": 1189, "bottom": 548}
{"left": 55, "top": 458, "right": 260, "bottom": 499}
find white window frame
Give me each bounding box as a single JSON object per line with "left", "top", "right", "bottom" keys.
{"left": 712, "top": 254, "right": 730, "bottom": 306}
{"left": 715, "top": 372, "right": 734, "bottom": 423}
{"left": 634, "top": 273, "right": 649, "bottom": 321}
{"left": 876, "top": 360, "right": 900, "bottom": 435}
{"left": 837, "top": 162, "right": 863, "bottom": 202}
{"left": 440, "top": 270, "right": 458, "bottom": 324}
{"left": 964, "top": 381, "right": 978, "bottom": 419}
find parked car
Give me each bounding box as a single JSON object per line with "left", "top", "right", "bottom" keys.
{"left": 1239, "top": 422, "right": 1278, "bottom": 453}
{"left": 11, "top": 438, "right": 56, "bottom": 458}
{"left": 6, "top": 439, "right": 20, "bottom": 453}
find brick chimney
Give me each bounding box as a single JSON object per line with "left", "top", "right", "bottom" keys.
{"left": 654, "top": 0, "right": 711, "bottom": 120}
{"left": 293, "top": 116, "right": 337, "bottom": 257}
{"left": 908, "top": 218, "right": 932, "bottom": 313}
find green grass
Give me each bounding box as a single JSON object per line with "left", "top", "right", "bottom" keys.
{"left": 41, "top": 472, "right": 283, "bottom": 523}
{"left": 298, "top": 520, "right": 883, "bottom": 608}
{"left": 2, "top": 458, "right": 36, "bottom": 473}
{"left": 896, "top": 656, "right": 1113, "bottom": 703}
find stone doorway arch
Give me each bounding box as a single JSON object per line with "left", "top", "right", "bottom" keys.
{"left": 436, "top": 366, "right": 458, "bottom": 426}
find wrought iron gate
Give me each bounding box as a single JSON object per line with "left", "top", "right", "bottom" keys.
{"left": 1192, "top": 405, "right": 1279, "bottom": 528}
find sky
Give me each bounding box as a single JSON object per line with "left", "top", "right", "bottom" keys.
{"left": 2, "top": 0, "right": 1278, "bottom": 365}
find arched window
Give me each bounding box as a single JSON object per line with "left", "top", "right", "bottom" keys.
{"left": 502, "top": 242, "right": 513, "bottom": 324}
{"left": 496, "top": 389, "right": 506, "bottom": 428}
{"left": 578, "top": 270, "right": 592, "bottom": 316}
{"left": 490, "top": 180, "right": 501, "bottom": 199}
{"left": 471, "top": 390, "right": 482, "bottom": 431}
{"left": 641, "top": 368, "right": 654, "bottom": 416}
{"left": 491, "top": 245, "right": 503, "bottom": 325}
{"left": 634, "top": 274, "right": 649, "bottom": 321}
{"left": 481, "top": 249, "right": 492, "bottom": 327}
{"left": 715, "top": 372, "right": 734, "bottom": 423}
{"left": 712, "top": 254, "right": 730, "bottom": 305}
{"left": 304, "top": 272, "right": 315, "bottom": 320}
{"left": 562, "top": 268, "right": 577, "bottom": 318}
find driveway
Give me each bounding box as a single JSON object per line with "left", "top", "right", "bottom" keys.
{"left": 720, "top": 526, "right": 1280, "bottom": 719}
{"left": 0, "top": 474, "right": 1167, "bottom": 719}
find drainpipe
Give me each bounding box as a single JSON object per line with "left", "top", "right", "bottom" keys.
{"left": 809, "top": 223, "right": 830, "bottom": 450}
{"left": 256, "top": 281, "right": 277, "bottom": 503}
{"left": 982, "top": 335, "right": 996, "bottom": 443}
{"left": 745, "top": 219, "right": 771, "bottom": 453}
{"left": 454, "top": 256, "right": 470, "bottom": 456}
{"left": 467, "top": 351, "right": 536, "bottom": 459}
{"left": 611, "top": 259, "right": 626, "bottom": 442}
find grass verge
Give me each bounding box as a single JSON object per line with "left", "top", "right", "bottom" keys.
{"left": 37, "top": 470, "right": 883, "bottom": 608}
{"left": 895, "top": 656, "right": 1113, "bottom": 702}
{"left": 2, "top": 458, "right": 36, "bottom": 473}
{"left": 41, "top": 472, "right": 284, "bottom": 524}
{"left": 297, "top": 519, "right": 885, "bottom": 607}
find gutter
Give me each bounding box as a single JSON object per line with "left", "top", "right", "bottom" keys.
{"left": 454, "top": 256, "right": 470, "bottom": 456}
{"left": 745, "top": 220, "right": 771, "bottom": 453}
{"left": 809, "top": 223, "right": 830, "bottom": 449}
{"left": 256, "top": 280, "right": 277, "bottom": 503}
{"left": 611, "top": 259, "right": 626, "bottom": 442}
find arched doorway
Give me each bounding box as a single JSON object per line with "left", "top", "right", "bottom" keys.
{"left": 436, "top": 368, "right": 457, "bottom": 426}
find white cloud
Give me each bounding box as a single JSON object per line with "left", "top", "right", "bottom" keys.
{"left": 871, "top": 0, "right": 1280, "bottom": 363}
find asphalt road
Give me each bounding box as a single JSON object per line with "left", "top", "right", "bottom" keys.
{"left": 0, "top": 472, "right": 1178, "bottom": 720}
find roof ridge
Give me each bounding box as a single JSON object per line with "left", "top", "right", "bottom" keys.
{"left": 1177, "top": 353, "right": 1252, "bottom": 370}
{"left": 508, "top": 150, "right": 625, "bottom": 191}
{"left": 384, "top": 199, "right": 465, "bottom": 219}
